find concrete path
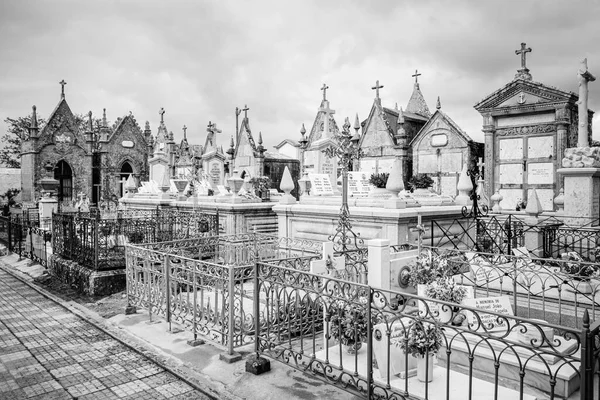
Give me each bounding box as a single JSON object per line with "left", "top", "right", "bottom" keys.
{"left": 0, "top": 268, "right": 210, "bottom": 400}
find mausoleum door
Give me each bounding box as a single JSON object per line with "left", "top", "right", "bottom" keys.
{"left": 54, "top": 160, "right": 73, "bottom": 203}
{"left": 497, "top": 134, "right": 555, "bottom": 210}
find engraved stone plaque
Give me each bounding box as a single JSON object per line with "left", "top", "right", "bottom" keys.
{"left": 499, "top": 138, "right": 523, "bottom": 160}
{"left": 418, "top": 154, "right": 437, "bottom": 173}
{"left": 535, "top": 189, "right": 555, "bottom": 211}
{"left": 499, "top": 164, "right": 523, "bottom": 184}
{"left": 440, "top": 152, "right": 462, "bottom": 173}
{"left": 527, "top": 163, "right": 553, "bottom": 185}
{"left": 431, "top": 133, "right": 448, "bottom": 147}
{"left": 499, "top": 188, "right": 522, "bottom": 210}
{"left": 527, "top": 136, "right": 554, "bottom": 159}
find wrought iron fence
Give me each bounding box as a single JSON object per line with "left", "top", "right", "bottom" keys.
{"left": 253, "top": 260, "right": 593, "bottom": 400}
{"left": 124, "top": 233, "right": 324, "bottom": 353}
{"left": 52, "top": 208, "right": 219, "bottom": 271}
{"left": 0, "top": 215, "right": 52, "bottom": 267}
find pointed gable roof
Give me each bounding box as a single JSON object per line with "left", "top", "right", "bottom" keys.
{"left": 107, "top": 114, "right": 143, "bottom": 143}
{"left": 406, "top": 82, "right": 431, "bottom": 118}
{"left": 307, "top": 99, "right": 340, "bottom": 147}
{"left": 410, "top": 108, "right": 472, "bottom": 147}
{"left": 474, "top": 78, "right": 578, "bottom": 114}
{"left": 39, "top": 97, "right": 77, "bottom": 138}
{"left": 233, "top": 116, "right": 257, "bottom": 159}
{"left": 359, "top": 99, "right": 400, "bottom": 147}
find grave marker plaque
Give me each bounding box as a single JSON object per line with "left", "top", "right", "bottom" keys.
{"left": 308, "top": 173, "right": 334, "bottom": 196}
{"left": 464, "top": 296, "right": 514, "bottom": 330}
{"left": 348, "top": 172, "right": 371, "bottom": 197}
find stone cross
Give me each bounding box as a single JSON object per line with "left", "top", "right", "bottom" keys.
{"left": 242, "top": 104, "right": 250, "bottom": 119}
{"left": 515, "top": 43, "right": 532, "bottom": 70}
{"left": 477, "top": 157, "right": 484, "bottom": 173}
{"left": 59, "top": 79, "right": 67, "bottom": 99}
{"left": 577, "top": 58, "right": 596, "bottom": 147}
{"left": 372, "top": 80, "right": 384, "bottom": 99}
{"left": 321, "top": 83, "right": 329, "bottom": 101}
{"left": 412, "top": 69, "right": 421, "bottom": 84}
{"left": 182, "top": 125, "right": 187, "bottom": 139}
{"left": 309, "top": 242, "right": 345, "bottom": 276}
{"left": 159, "top": 107, "right": 165, "bottom": 123}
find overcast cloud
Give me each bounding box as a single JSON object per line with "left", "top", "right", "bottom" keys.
{"left": 1, "top": 0, "right": 600, "bottom": 150}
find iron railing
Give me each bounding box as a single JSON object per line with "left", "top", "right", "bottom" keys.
{"left": 253, "top": 259, "right": 593, "bottom": 400}
{"left": 0, "top": 215, "right": 52, "bottom": 267}
{"left": 51, "top": 208, "right": 219, "bottom": 271}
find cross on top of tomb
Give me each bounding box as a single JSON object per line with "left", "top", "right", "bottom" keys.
{"left": 514, "top": 43, "right": 533, "bottom": 80}
{"left": 159, "top": 107, "right": 165, "bottom": 123}
{"left": 59, "top": 79, "right": 67, "bottom": 99}
{"left": 321, "top": 83, "right": 329, "bottom": 101}
{"left": 182, "top": 125, "right": 187, "bottom": 138}
{"left": 412, "top": 69, "right": 421, "bottom": 84}
{"left": 372, "top": 80, "right": 384, "bottom": 99}
{"left": 515, "top": 43, "right": 532, "bottom": 69}
{"left": 242, "top": 104, "right": 250, "bottom": 119}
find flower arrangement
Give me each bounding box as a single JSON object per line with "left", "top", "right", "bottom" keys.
{"left": 561, "top": 251, "right": 598, "bottom": 280}
{"left": 408, "top": 173, "right": 434, "bottom": 190}
{"left": 515, "top": 199, "right": 527, "bottom": 211}
{"left": 392, "top": 321, "right": 443, "bottom": 358}
{"left": 249, "top": 176, "right": 272, "bottom": 193}
{"left": 369, "top": 173, "right": 389, "bottom": 189}
{"left": 328, "top": 301, "right": 369, "bottom": 345}
{"left": 425, "top": 277, "right": 468, "bottom": 304}
{"left": 408, "top": 250, "right": 449, "bottom": 287}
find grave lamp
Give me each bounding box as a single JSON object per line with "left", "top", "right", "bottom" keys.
{"left": 39, "top": 161, "right": 59, "bottom": 198}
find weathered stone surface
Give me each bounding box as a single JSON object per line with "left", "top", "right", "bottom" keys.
{"left": 49, "top": 255, "right": 126, "bottom": 296}
{"left": 562, "top": 147, "right": 600, "bottom": 168}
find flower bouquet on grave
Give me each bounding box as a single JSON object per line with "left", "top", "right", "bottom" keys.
{"left": 392, "top": 321, "right": 442, "bottom": 382}
{"left": 560, "top": 251, "right": 598, "bottom": 294}
{"left": 328, "top": 300, "right": 369, "bottom": 354}
{"left": 424, "top": 277, "right": 468, "bottom": 324}
{"left": 408, "top": 173, "right": 434, "bottom": 192}
{"left": 407, "top": 250, "right": 449, "bottom": 288}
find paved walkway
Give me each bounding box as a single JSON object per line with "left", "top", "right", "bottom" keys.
{"left": 0, "top": 269, "right": 209, "bottom": 400}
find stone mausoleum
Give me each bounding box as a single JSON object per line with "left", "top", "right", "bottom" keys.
{"left": 20, "top": 81, "right": 151, "bottom": 206}
{"left": 475, "top": 43, "right": 591, "bottom": 211}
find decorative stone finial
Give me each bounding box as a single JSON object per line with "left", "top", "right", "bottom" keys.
{"left": 59, "top": 79, "right": 67, "bottom": 99}
{"left": 525, "top": 188, "right": 542, "bottom": 217}
{"left": 31, "top": 105, "right": 38, "bottom": 129}
{"left": 258, "top": 131, "right": 263, "bottom": 145}
{"left": 397, "top": 107, "right": 405, "bottom": 124}
{"left": 354, "top": 114, "right": 361, "bottom": 131}
{"left": 394, "top": 102, "right": 398, "bottom": 111}
{"left": 436, "top": 96, "right": 441, "bottom": 110}
{"left": 230, "top": 135, "right": 235, "bottom": 148}
{"left": 102, "top": 108, "right": 107, "bottom": 127}
{"left": 279, "top": 166, "right": 296, "bottom": 204}
{"left": 491, "top": 191, "right": 503, "bottom": 213}
{"left": 145, "top": 121, "right": 150, "bottom": 131}
{"left": 300, "top": 123, "right": 306, "bottom": 136}
{"left": 88, "top": 111, "right": 93, "bottom": 132}
{"left": 455, "top": 163, "right": 473, "bottom": 205}
{"left": 159, "top": 107, "right": 165, "bottom": 123}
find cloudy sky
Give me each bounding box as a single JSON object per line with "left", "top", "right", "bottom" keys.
{"left": 1, "top": 0, "right": 600, "bottom": 151}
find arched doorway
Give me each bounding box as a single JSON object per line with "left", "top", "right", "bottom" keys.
{"left": 54, "top": 160, "right": 73, "bottom": 202}
{"left": 119, "top": 162, "right": 133, "bottom": 198}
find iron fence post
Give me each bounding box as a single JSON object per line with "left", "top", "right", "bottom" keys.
{"left": 228, "top": 264, "right": 235, "bottom": 355}
{"left": 253, "top": 260, "right": 260, "bottom": 358}
{"left": 7, "top": 217, "right": 12, "bottom": 252}
{"left": 165, "top": 255, "right": 172, "bottom": 331}
{"left": 94, "top": 214, "right": 99, "bottom": 271}
{"left": 507, "top": 214, "right": 513, "bottom": 256}
{"left": 29, "top": 225, "right": 34, "bottom": 260}
{"left": 366, "top": 288, "right": 373, "bottom": 399}
{"left": 580, "top": 310, "right": 593, "bottom": 400}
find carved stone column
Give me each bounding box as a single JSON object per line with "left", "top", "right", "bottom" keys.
{"left": 482, "top": 114, "right": 495, "bottom": 202}
{"left": 555, "top": 107, "right": 569, "bottom": 191}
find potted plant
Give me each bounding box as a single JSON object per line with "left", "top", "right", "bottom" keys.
{"left": 424, "top": 277, "right": 468, "bottom": 323}
{"left": 561, "top": 251, "right": 598, "bottom": 294}
{"left": 328, "top": 301, "right": 369, "bottom": 354}
{"left": 392, "top": 321, "right": 443, "bottom": 382}
{"left": 368, "top": 173, "right": 390, "bottom": 198}
{"left": 408, "top": 173, "right": 434, "bottom": 194}
{"left": 249, "top": 176, "right": 272, "bottom": 201}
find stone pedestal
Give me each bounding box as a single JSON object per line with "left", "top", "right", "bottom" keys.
{"left": 367, "top": 239, "right": 390, "bottom": 289}
{"left": 557, "top": 167, "right": 600, "bottom": 226}
{"left": 39, "top": 196, "right": 58, "bottom": 230}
